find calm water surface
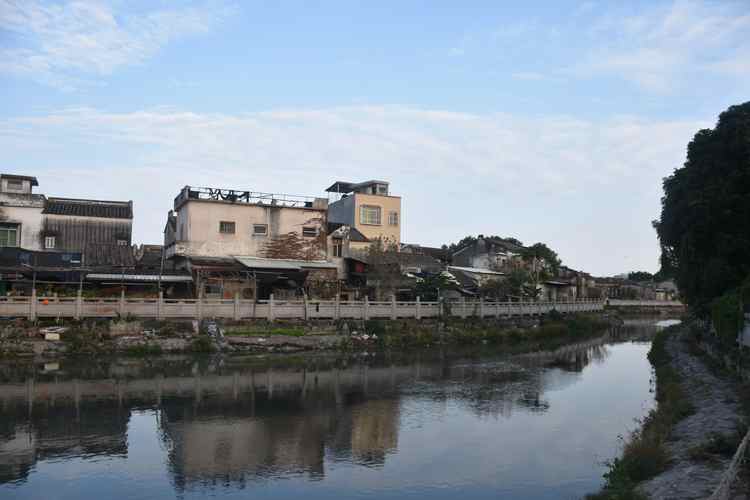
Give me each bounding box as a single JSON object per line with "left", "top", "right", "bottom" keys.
{"left": 0, "top": 320, "right": 666, "bottom": 499}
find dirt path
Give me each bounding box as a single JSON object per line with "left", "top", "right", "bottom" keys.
{"left": 638, "top": 332, "right": 744, "bottom": 499}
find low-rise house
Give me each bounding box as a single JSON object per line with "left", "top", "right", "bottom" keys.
{"left": 400, "top": 243, "right": 450, "bottom": 265}
{"left": 445, "top": 266, "right": 505, "bottom": 297}
{"left": 451, "top": 236, "right": 525, "bottom": 272}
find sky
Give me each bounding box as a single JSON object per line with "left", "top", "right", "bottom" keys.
{"left": 0, "top": 0, "right": 748, "bottom": 276}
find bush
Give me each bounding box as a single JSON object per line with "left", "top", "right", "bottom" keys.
{"left": 191, "top": 336, "right": 214, "bottom": 353}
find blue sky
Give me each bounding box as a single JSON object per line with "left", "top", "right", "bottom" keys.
{"left": 1, "top": 0, "right": 748, "bottom": 275}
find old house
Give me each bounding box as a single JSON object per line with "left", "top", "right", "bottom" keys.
{"left": 165, "top": 186, "right": 331, "bottom": 299}
{"left": 451, "top": 236, "right": 525, "bottom": 272}
{"left": 326, "top": 180, "right": 401, "bottom": 246}
{"left": 41, "top": 197, "right": 134, "bottom": 269}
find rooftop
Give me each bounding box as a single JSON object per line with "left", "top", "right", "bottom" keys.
{"left": 43, "top": 197, "right": 133, "bottom": 219}
{"left": 1, "top": 174, "right": 39, "bottom": 186}
{"left": 325, "top": 180, "right": 390, "bottom": 194}
{"left": 234, "top": 256, "right": 337, "bottom": 271}
{"left": 174, "top": 186, "right": 325, "bottom": 210}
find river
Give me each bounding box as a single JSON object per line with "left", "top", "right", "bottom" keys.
{"left": 0, "top": 318, "right": 669, "bottom": 499}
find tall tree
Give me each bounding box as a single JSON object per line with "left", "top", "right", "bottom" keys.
{"left": 654, "top": 101, "right": 750, "bottom": 313}
{"left": 521, "top": 243, "right": 561, "bottom": 278}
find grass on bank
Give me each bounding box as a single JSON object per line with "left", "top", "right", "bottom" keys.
{"left": 586, "top": 325, "right": 693, "bottom": 500}
{"left": 223, "top": 327, "right": 306, "bottom": 337}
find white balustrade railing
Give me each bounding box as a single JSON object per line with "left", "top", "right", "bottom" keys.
{"left": 0, "top": 292, "right": 604, "bottom": 321}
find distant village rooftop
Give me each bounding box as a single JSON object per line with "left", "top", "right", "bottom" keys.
{"left": 174, "top": 186, "right": 326, "bottom": 210}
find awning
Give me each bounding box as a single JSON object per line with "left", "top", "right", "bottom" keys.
{"left": 233, "top": 256, "right": 337, "bottom": 271}
{"left": 86, "top": 273, "right": 193, "bottom": 283}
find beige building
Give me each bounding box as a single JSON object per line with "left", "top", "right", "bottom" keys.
{"left": 165, "top": 186, "right": 329, "bottom": 259}
{"left": 326, "top": 180, "right": 401, "bottom": 247}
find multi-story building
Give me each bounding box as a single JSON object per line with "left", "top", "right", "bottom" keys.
{"left": 326, "top": 180, "right": 401, "bottom": 248}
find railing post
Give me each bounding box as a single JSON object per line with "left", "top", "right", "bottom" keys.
{"left": 197, "top": 292, "right": 203, "bottom": 321}
{"left": 479, "top": 297, "right": 484, "bottom": 318}
{"left": 233, "top": 292, "right": 240, "bottom": 321}
{"left": 157, "top": 291, "right": 163, "bottom": 320}
{"left": 335, "top": 294, "right": 341, "bottom": 321}
{"left": 119, "top": 289, "right": 125, "bottom": 317}
{"left": 460, "top": 296, "right": 467, "bottom": 319}
{"left": 29, "top": 289, "right": 36, "bottom": 321}
{"left": 268, "top": 294, "right": 275, "bottom": 322}
{"left": 303, "top": 294, "right": 309, "bottom": 321}
{"left": 416, "top": 296, "right": 421, "bottom": 320}
{"left": 363, "top": 296, "right": 369, "bottom": 321}
{"left": 75, "top": 289, "right": 82, "bottom": 320}
{"left": 391, "top": 294, "right": 397, "bottom": 320}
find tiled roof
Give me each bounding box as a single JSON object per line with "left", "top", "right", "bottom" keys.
{"left": 43, "top": 197, "right": 133, "bottom": 219}
{"left": 84, "top": 243, "right": 136, "bottom": 268}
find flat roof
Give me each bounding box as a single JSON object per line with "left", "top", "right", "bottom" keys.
{"left": 325, "top": 180, "right": 390, "bottom": 193}
{"left": 447, "top": 266, "right": 505, "bottom": 276}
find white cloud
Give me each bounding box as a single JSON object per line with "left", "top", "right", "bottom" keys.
{"left": 0, "top": 0, "right": 230, "bottom": 89}
{"left": 575, "top": 0, "right": 750, "bottom": 92}
{"left": 0, "top": 105, "right": 708, "bottom": 275}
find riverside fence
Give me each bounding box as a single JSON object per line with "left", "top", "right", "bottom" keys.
{"left": 0, "top": 292, "right": 604, "bottom": 321}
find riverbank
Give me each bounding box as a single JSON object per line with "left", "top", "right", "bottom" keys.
{"left": 0, "top": 313, "right": 618, "bottom": 360}
{"left": 588, "top": 324, "right": 749, "bottom": 500}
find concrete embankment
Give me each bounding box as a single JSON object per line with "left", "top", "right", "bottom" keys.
{"left": 0, "top": 314, "right": 617, "bottom": 360}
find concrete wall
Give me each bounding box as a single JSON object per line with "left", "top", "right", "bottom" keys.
{"left": 353, "top": 193, "right": 401, "bottom": 244}
{"left": 174, "top": 200, "right": 327, "bottom": 258}
{"left": 327, "top": 195, "right": 355, "bottom": 226}
{"left": 0, "top": 194, "right": 45, "bottom": 250}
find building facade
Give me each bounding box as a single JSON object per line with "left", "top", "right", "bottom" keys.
{"left": 0, "top": 175, "right": 45, "bottom": 251}
{"left": 166, "top": 186, "right": 329, "bottom": 259}
{"left": 326, "top": 180, "right": 401, "bottom": 247}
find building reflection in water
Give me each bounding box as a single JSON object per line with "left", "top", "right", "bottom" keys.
{"left": 0, "top": 323, "right": 649, "bottom": 491}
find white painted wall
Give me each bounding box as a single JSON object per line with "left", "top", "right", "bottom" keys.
{"left": 0, "top": 193, "right": 44, "bottom": 250}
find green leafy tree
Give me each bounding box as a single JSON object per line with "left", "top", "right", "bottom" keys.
{"left": 654, "top": 101, "right": 750, "bottom": 314}
{"left": 365, "top": 237, "right": 404, "bottom": 300}
{"left": 521, "top": 243, "right": 561, "bottom": 278}
{"left": 628, "top": 271, "right": 654, "bottom": 282}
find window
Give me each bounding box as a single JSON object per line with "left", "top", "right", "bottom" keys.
{"left": 6, "top": 179, "right": 23, "bottom": 191}
{"left": 44, "top": 236, "right": 56, "bottom": 249}
{"left": 302, "top": 226, "right": 318, "bottom": 237}
{"left": 388, "top": 211, "right": 399, "bottom": 226}
{"left": 333, "top": 240, "right": 343, "bottom": 257}
{"left": 0, "top": 224, "right": 18, "bottom": 247}
{"left": 219, "top": 221, "right": 235, "bottom": 234}
{"left": 117, "top": 239, "right": 128, "bottom": 246}
{"left": 359, "top": 205, "right": 381, "bottom": 225}
{"left": 253, "top": 224, "right": 268, "bottom": 236}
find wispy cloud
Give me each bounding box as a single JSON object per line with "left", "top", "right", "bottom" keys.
{"left": 0, "top": 105, "right": 707, "bottom": 274}
{"left": 0, "top": 0, "right": 231, "bottom": 89}
{"left": 572, "top": 0, "right": 750, "bottom": 92}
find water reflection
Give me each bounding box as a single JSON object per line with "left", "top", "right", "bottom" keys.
{"left": 0, "top": 321, "right": 661, "bottom": 499}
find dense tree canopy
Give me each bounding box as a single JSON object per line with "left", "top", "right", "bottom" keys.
{"left": 628, "top": 271, "right": 654, "bottom": 282}
{"left": 654, "top": 101, "right": 750, "bottom": 314}
{"left": 521, "top": 243, "right": 561, "bottom": 277}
